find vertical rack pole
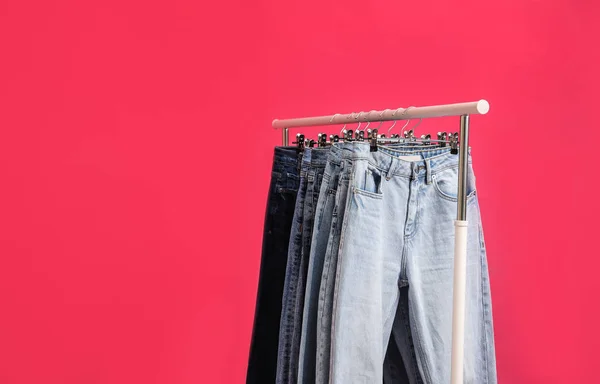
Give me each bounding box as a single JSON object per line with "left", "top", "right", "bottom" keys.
{"left": 450, "top": 114, "right": 470, "bottom": 384}
{"left": 282, "top": 127, "right": 289, "bottom": 146}
{"left": 456, "top": 115, "right": 470, "bottom": 220}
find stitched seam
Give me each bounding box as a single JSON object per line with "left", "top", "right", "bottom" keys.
{"left": 432, "top": 176, "right": 477, "bottom": 203}
{"left": 409, "top": 302, "right": 433, "bottom": 384}
{"left": 400, "top": 290, "right": 424, "bottom": 384}
{"left": 328, "top": 177, "right": 355, "bottom": 383}
{"left": 316, "top": 191, "right": 342, "bottom": 378}
{"left": 317, "top": 216, "right": 336, "bottom": 359}
{"left": 479, "top": 218, "right": 490, "bottom": 384}
{"left": 352, "top": 187, "right": 384, "bottom": 200}
{"left": 404, "top": 179, "right": 422, "bottom": 241}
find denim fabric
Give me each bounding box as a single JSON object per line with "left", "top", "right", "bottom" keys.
{"left": 277, "top": 148, "right": 328, "bottom": 384}
{"left": 297, "top": 144, "right": 345, "bottom": 384}
{"left": 314, "top": 143, "right": 429, "bottom": 384}
{"left": 384, "top": 309, "right": 411, "bottom": 384}
{"left": 315, "top": 142, "right": 370, "bottom": 384}
{"left": 329, "top": 144, "right": 497, "bottom": 384}
{"left": 384, "top": 286, "right": 424, "bottom": 384}
{"left": 288, "top": 148, "right": 329, "bottom": 384}
{"left": 247, "top": 147, "right": 301, "bottom": 384}
{"left": 276, "top": 153, "right": 309, "bottom": 384}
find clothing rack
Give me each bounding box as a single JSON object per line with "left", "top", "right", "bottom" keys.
{"left": 272, "top": 99, "right": 490, "bottom": 384}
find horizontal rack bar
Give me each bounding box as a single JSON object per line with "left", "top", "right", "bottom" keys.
{"left": 272, "top": 100, "right": 489, "bottom": 129}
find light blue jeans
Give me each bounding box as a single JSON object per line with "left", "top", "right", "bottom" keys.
{"left": 309, "top": 143, "right": 436, "bottom": 384}
{"left": 330, "top": 144, "right": 497, "bottom": 383}
{"left": 315, "top": 143, "right": 369, "bottom": 384}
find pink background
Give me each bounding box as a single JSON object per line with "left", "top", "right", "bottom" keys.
{"left": 1, "top": 0, "right": 598, "bottom": 383}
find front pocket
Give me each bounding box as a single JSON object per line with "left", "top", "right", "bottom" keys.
{"left": 431, "top": 166, "right": 476, "bottom": 202}
{"left": 352, "top": 166, "right": 384, "bottom": 199}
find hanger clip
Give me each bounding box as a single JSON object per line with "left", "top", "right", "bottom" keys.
{"left": 438, "top": 132, "right": 447, "bottom": 147}
{"left": 369, "top": 128, "right": 378, "bottom": 152}
{"left": 343, "top": 129, "right": 354, "bottom": 142}
{"left": 293, "top": 133, "right": 305, "bottom": 152}
{"left": 421, "top": 134, "right": 431, "bottom": 145}
{"left": 330, "top": 134, "right": 340, "bottom": 143}
{"left": 450, "top": 132, "right": 459, "bottom": 154}
{"left": 356, "top": 130, "right": 365, "bottom": 142}
{"left": 307, "top": 138, "right": 316, "bottom": 148}
{"left": 317, "top": 133, "right": 327, "bottom": 147}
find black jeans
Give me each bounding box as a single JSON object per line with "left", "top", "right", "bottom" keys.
{"left": 247, "top": 147, "right": 301, "bottom": 384}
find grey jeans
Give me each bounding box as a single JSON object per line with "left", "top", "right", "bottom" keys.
{"left": 297, "top": 144, "right": 344, "bottom": 384}
{"left": 277, "top": 147, "right": 328, "bottom": 384}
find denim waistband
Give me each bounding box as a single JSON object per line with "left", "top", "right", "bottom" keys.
{"left": 350, "top": 142, "right": 472, "bottom": 180}
{"left": 325, "top": 143, "right": 344, "bottom": 165}
{"left": 301, "top": 147, "right": 329, "bottom": 169}
{"left": 332, "top": 141, "right": 439, "bottom": 161}
{"left": 273, "top": 146, "right": 302, "bottom": 175}
{"left": 333, "top": 142, "right": 371, "bottom": 161}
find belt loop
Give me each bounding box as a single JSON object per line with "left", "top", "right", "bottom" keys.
{"left": 385, "top": 158, "right": 398, "bottom": 180}
{"left": 425, "top": 159, "right": 432, "bottom": 185}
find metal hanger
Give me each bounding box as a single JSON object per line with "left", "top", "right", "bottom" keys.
{"left": 355, "top": 111, "right": 367, "bottom": 141}
{"left": 399, "top": 106, "right": 414, "bottom": 140}
{"left": 386, "top": 107, "right": 404, "bottom": 138}
{"left": 367, "top": 110, "right": 387, "bottom": 142}
{"left": 293, "top": 133, "right": 306, "bottom": 152}
{"left": 317, "top": 133, "right": 327, "bottom": 147}
{"left": 329, "top": 113, "right": 340, "bottom": 143}
{"left": 341, "top": 112, "right": 355, "bottom": 142}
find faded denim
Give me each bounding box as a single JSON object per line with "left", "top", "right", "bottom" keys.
{"left": 329, "top": 144, "right": 497, "bottom": 384}
{"left": 314, "top": 143, "right": 434, "bottom": 384}
{"left": 297, "top": 144, "right": 345, "bottom": 384}
{"left": 290, "top": 148, "right": 328, "bottom": 383}
{"left": 315, "top": 143, "right": 370, "bottom": 384}
{"left": 277, "top": 147, "right": 328, "bottom": 384}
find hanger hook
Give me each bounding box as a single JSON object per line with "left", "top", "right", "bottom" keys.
{"left": 330, "top": 113, "right": 340, "bottom": 124}
{"left": 376, "top": 109, "right": 389, "bottom": 130}
{"left": 387, "top": 107, "right": 404, "bottom": 135}
{"left": 356, "top": 111, "right": 365, "bottom": 132}
{"left": 412, "top": 117, "right": 423, "bottom": 131}
{"left": 341, "top": 112, "right": 354, "bottom": 135}
{"left": 364, "top": 110, "right": 373, "bottom": 131}
{"left": 400, "top": 106, "right": 414, "bottom": 137}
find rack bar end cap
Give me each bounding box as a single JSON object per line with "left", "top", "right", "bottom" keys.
{"left": 477, "top": 99, "right": 490, "bottom": 115}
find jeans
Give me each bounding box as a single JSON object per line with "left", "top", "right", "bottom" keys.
{"left": 247, "top": 147, "right": 301, "bottom": 384}
{"left": 313, "top": 143, "right": 431, "bottom": 384}
{"left": 330, "top": 144, "right": 497, "bottom": 384}
{"left": 297, "top": 144, "right": 345, "bottom": 384}
{"left": 277, "top": 147, "right": 329, "bottom": 384}
{"left": 315, "top": 142, "right": 370, "bottom": 384}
